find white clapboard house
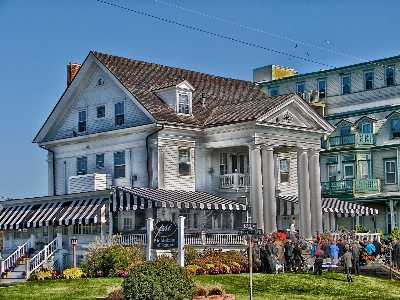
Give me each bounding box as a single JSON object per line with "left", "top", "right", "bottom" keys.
{"left": 0, "top": 51, "right": 379, "bottom": 274}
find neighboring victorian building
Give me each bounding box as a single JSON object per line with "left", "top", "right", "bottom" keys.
{"left": 254, "top": 56, "right": 400, "bottom": 236}
{"left": 3, "top": 51, "right": 379, "bottom": 272}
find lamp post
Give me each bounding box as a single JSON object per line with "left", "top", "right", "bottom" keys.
{"left": 71, "top": 237, "right": 78, "bottom": 268}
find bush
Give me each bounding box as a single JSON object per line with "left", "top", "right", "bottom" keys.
{"left": 83, "top": 235, "right": 145, "bottom": 277}
{"left": 63, "top": 268, "right": 84, "bottom": 279}
{"left": 108, "top": 287, "right": 124, "bottom": 299}
{"left": 122, "top": 256, "right": 196, "bottom": 300}
{"left": 389, "top": 226, "right": 399, "bottom": 239}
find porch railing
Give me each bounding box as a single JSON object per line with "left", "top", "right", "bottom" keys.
{"left": 118, "top": 233, "right": 246, "bottom": 246}
{"left": 330, "top": 232, "right": 381, "bottom": 243}
{"left": 328, "top": 133, "right": 376, "bottom": 148}
{"left": 219, "top": 173, "right": 250, "bottom": 188}
{"left": 322, "top": 179, "right": 380, "bottom": 195}
{"left": 0, "top": 236, "right": 35, "bottom": 274}
{"left": 28, "top": 233, "right": 61, "bottom": 278}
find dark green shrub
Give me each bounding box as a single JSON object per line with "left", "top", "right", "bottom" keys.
{"left": 122, "top": 257, "right": 196, "bottom": 300}
{"left": 194, "top": 284, "right": 208, "bottom": 296}
{"left": 208, "top": 286, "right": 224, "bottom": 296}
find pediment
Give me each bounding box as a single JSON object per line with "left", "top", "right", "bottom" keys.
{"left": 256, "top": 96, "right": 334, "bottom": 132}
{"left": 355, "top": 116, "right": 377, "bottom": 125}
{"left": 176, "top": 80, "right": 195, "bottom": 91}
{"left": 334, "top": 119, "right": 354, "bottom": 127}
{"left": 385, "top": 111, "right": 400, "bottom": 120}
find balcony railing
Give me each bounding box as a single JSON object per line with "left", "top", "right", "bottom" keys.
{"left": 322, "top": 179, "right": 380, "bottom": 195}
{"left": 328, "top": 133, "right": 376, "bottom": 148}
{"left": 219, "top": 173, "right": 250, "bottom": 188}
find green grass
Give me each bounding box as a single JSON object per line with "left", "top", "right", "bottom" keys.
{"left": 0, "top": 272, "right": 399, "bottom": 300}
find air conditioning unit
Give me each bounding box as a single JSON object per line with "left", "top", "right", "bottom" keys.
{"left": 308, "top": 90, "right": 320, "bottom": 103}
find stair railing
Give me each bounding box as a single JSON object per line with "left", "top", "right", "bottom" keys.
{"left": 0, "top": 235, "right": 35, "bottom": 273}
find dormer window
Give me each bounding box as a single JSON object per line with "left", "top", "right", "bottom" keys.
{"left": 178, "top": 92, "right": 190, "bottom": 115}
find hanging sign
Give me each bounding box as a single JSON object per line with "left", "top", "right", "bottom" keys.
{"left": 151, "top": 220, "right": 178, "bottom": 249}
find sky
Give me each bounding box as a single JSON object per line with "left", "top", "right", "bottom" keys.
{"left": 1, "top": 0, "right": 400, "bottom": 200}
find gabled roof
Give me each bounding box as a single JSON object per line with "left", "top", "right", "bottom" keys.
{"left": 385, "top": 111, "right": 400, "bottom": 119}
{"left": 334, "top": 119, "right": 354, "bottom": 127}
{"left": 91, "top": 51, "right": 290, "bottom": 127}
{"left": 354, "top": 116, "right": 378, "bottom": 124}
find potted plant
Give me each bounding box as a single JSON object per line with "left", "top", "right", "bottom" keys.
{"left": 5, "top": 268, "right": 10, "bottom": 275}
{"left": 18, "top": 257, "right": 24, "bottom": 265}
{"left": 9, "top": 264, "right": 15, "bottom": 271}
{"left": 21, "top": 271, "right": 26, "bottom": 279}
{"left": 1, "top": 271, "right": 7, "bottom": 279}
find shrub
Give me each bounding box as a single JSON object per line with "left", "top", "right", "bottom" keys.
{"left": 63, "top": 268, "right": 84, "bottom": 279}
{"left": 194, "top": 284, "right": 208, "bottom": 296}
{"left": 108, "top": 287, "right": 124, "bottom": 299}
{"left": 36, "top": 270, "right": 52, "bottom": 280}
{"left": 84, "top": 235, "right": 145, "bottom": 277}
{"left": 122, "top": 256, "right": 196, "bottom": 300}
{"left": 389, "top": 226, "right": 399, "bottom": 239}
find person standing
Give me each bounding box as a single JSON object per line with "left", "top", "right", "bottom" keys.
{"left": 292, "top": 242, "right": 304, "bottom": 273}
{"left": 394, "top": 237, "right": 400, "bottom": 271}
{"left": 330, "top": 240, "right": 340, "bottom": 260}
{"left": 314, "top": 244, "right": 325, "bottom": 275}
{"left": 290, "top": 220, "right": 297, "bottom": 242}
{"left": 337, "top": 239, "right": 346, "bottom": 260}
{"left": 284, "top": 240, "right": 294, "bottom": 272}
{"left": 351, "top": 242, "right": 360, "bottom": 276}
{"left": 372, "top": 237, "right": 382, "bottom": 258}
{"left": 343, "top": 245, "right": 354, "bottom": 282}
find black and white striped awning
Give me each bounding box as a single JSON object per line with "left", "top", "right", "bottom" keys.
{"left": 0, "top": 198, "right": 107, "bottom": 229}
{"left": 110, "top": 187, "right": 247, "bottom": 212}
{"left": 277, "top": 195, "right": 379, "bottom": 216}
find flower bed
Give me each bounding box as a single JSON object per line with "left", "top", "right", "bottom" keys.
{"left": 193, "top": 295, "right": 235, "bottom": 300}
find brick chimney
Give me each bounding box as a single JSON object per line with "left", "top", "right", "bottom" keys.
{"left": 67, "top": 62, "right": 82, "bottom": 86}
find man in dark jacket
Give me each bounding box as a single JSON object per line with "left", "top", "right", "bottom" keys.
{"left": 314, "top": 244, "right": 325, "bottom": 275}
{"left": 351, "top": 242, "right": 360, "bottom": 276}
{"left": 372, "top": 237, "right": 382, "bottom": 258}
{"left": 337, "top": 239, "right": 346, "bottom": 260}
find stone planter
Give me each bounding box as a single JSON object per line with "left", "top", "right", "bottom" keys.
{"left": 193, "top": 295, "right": 235, "bottom": 300}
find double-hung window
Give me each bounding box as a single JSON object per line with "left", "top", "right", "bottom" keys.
{"left": 220, "top": 153, "right": 228, "bottom": 175}
{"left": 115, "top": 101, "right": 124, "bottom": 126}
{"left": 317, "top": 79, "right": 326, "bottom": 99}
{"left": 342, "top": 75, "right": 351, "bottom": 94}
{"left": 384, "top": 160, "right": 396, "bottom": 184}
{"left": 178, "top": 93, "right": 189, "bottom": 115}
{"left": 343, "top": 163, "right": 354, "bottom": 179}
{"left": 178, "top": 148, "right": 191, "bottom": 175}
{"left": 280, "top": 159, "right": 290, "bottom": 183}
{"left": 296, "top": 82, "right": 305, "bottom": 94}
{"left": 361, "top": 123, "right": 372, "bottom": 133}
{"left": 77, "top": 156, "right": 87, "bottom": 175}
{"left": 385, "top": 66, "right": 394, "bottom": 86}
{"left": 328, "top": 165, "right": 337, "bottom": 182}
{"left": 114, "top": 151, "right": 125, "bottom": 178}
{"left": 340, "top": 126, "right": 350, "bottom": 136}
{"left": 391, "top": 119, "right": 400, "bottom": 138}
{"left": 78, "top": 110, "right": 87, "bottom": 132}
{"left": 97, "top": 105, "right": 105, "bottom": 118}
{"left": 96, "top": 154, "right": 104, "bottom": 169}
{"left": 364, "top": 70, "right": 374, "bottom": 90}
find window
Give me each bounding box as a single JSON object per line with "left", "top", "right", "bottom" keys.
{"left": 73, "top": 224, "right": 100, "bottom": 235}
{"left": 114, "top": 151, "right": 125, "bottom": 178}
{"left": 385, "top": 160, "right": 396, "bottom": 184}
{"left": 96, "top": 154, "right": 104, "bottom": 168}
{"left": 115, "top": 101, "right": 124, "bottom": 126}
{"left": 296, "top": 82, "right": 305, "bottom": 94}
{"left": 96, "top": 78, "right": 105, "bottom": 86}
{"left": 340, "top": 126, "right": 351, "bottom": 136}
{"left": 342, "top": 75, "right": 351, "bottom": 94}
{"left": 280, "top": 159, "right": 290, "bottom": 183}
{"left": 359, "top": 161, "right": 369, "bottom": 179}
{"left": 97, "top": 105, "right": 105, "bottom": 118}
{"left": 361, "top": 123, "right": 372, "bottom": 133}
{"left": 220, "top": 153, "right": 228, "bottom": 175}
{"left": 328, "top": 165, "right": 337, "bottom": 181}
{"left": 269, "top": 87, "right": 279, "bottom": 97}
{"left": 343, "top": 163, "right": 354, "bottom": 179}
{"left": 317, "top": 79, "right": 326, "bottom": 99}
{"left": 364, "top": 70, "right": 374, "bottom": 90}
{"left": 385, "top": 66, "right": 394, "bottom": 86}
{"left": 77, "top": 156, "right": 87, "bottom": 175}
{"left": 387, "top": 209, "right": 397, "bottom": 233}
{"left": 178, "top": 93, "right": 189, "bottom": 114}
{"left": 78, "top": 110, "right": 87, "bottom": 132}
{"left": 13, "top": 228, "right": 31, "bottom": 239}
{"left": 391, "top": 119, "right": 400, "bottom": 138}
{"left": 123, "top": 217, "right": 133, "bottom": 231}
{"left": 178, "top": 148, "right": 191, "bottom": 175}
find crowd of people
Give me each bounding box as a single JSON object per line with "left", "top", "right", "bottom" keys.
{"left": 257, "top": 230, "right": 400, "bottom": 282}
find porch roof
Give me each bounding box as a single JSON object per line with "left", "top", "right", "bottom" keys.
{"left": 0, "top": 198, "right": 107, "bottom": 230}
{"left": 277, "top": 196, "right": 379, "bottom": 216}
{"left": 110, "top": 187, "right": 247, "bottom": 212}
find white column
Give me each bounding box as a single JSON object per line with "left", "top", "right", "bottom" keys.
{"left": 146, "top": 218, "right": 154, "bottom": 261}
{"left": 297, "top": 148, "right": 312, "bottom": 240}
{"left": 177, "top": 216, "right": 185, "bottom": 267}
{"left": 262, "top": 146, "right": 277, "bottom": 234}
{"left": 158, "top": 149, "right": 165, "bottom": 189}
{"left": 309, "top": 149, "right": 323, "bottom": 234}
{"left": 249, "top": 144, "right": 263, "bottom": 230}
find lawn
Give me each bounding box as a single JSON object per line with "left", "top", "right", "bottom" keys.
{"left": 0, "top": 272, "right": 399, "bottom": 300}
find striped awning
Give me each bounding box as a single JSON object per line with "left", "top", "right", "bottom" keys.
{"left": 0, "top": 198, "right": 107, "bottom": 229}
{"left": 277, "top": 195, "right": 379, "bottom": 216}
{"left": 110, "top": 187, "right": 247, "bottom": 212}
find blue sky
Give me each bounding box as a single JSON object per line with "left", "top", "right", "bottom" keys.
{"left": 1, "top": 0, "right": 400, "bottom": 199}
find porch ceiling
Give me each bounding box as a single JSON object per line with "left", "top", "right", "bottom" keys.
{"left": 277, "top": 196, "right": 379, "bottom": 216}
{"left": 111, "top": 187, "right": 247, "bottom": 211}
{"left": 0, "top": 198, "right": 107, "bottom": 230}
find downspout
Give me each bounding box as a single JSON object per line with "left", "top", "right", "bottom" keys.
{"left": 146, "top": 124, "right": 164, "bottom": 188}
{"left": 39, "top": 146, "right": 56, "bottom": 196}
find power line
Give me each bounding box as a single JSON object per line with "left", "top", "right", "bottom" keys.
{"left": 155, "top": 0, "right": 399, "bottom": 72}
{"left": 96, "top": 0, "right": 335, "bottom": 68}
